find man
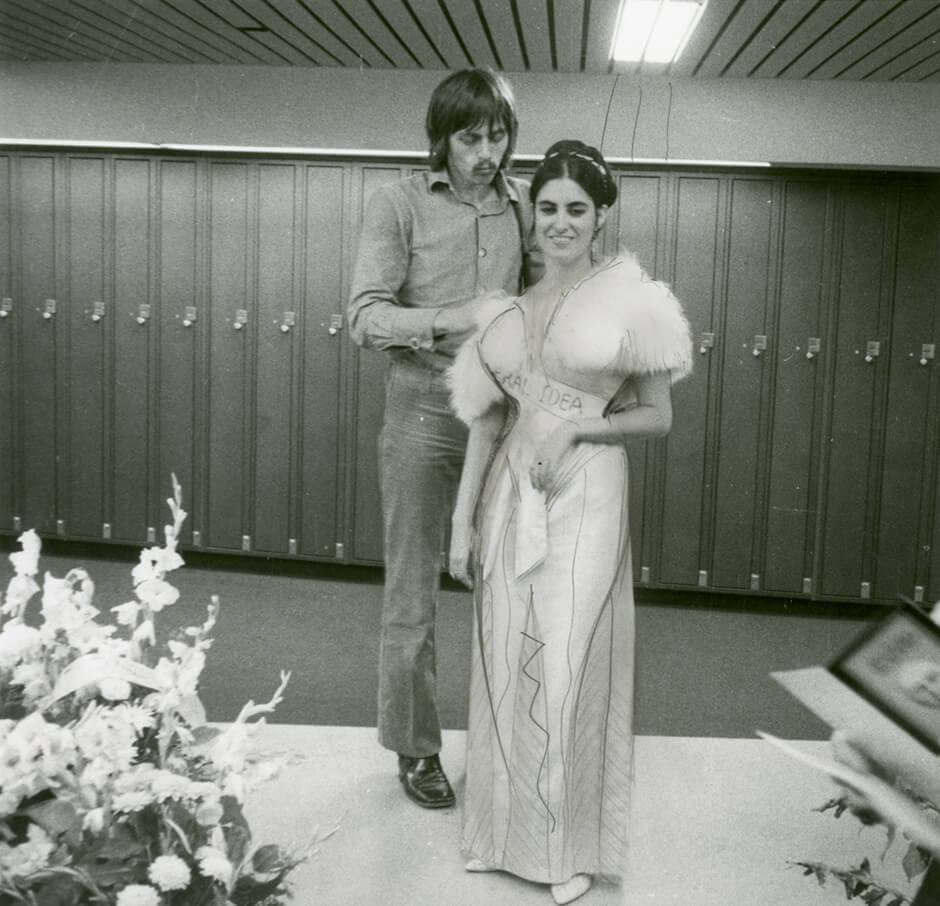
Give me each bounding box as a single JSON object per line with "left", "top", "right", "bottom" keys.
{"left": 348, "top": 68, "right": 538, "bottom": 808}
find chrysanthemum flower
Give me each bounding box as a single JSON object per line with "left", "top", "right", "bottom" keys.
{"left": 115, "top": 884, "right": 160, "bottom": 906}
{"left": 148, "top": 854, "right": 191, "bottom": 891}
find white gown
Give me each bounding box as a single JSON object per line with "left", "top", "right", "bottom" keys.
{"left": 450, "top": 254, "right": 692, "bottom": 884}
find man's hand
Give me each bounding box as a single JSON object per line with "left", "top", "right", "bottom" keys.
{"left": 449, "top": 519, "right": 473, "bottom": 589}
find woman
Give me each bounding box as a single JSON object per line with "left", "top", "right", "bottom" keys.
{"left": 448, "top": 140, "right": 692, "bottom": 903}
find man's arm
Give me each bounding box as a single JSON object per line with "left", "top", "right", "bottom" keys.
{"left": 347, "top": 187, "right": 437, "bottom": 352}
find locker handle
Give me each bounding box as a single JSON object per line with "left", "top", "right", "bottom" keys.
{"left": 281, "top": 311, "right": 296, "bottom": 333}
{"left": 91, "top": 301, "right": 105, "bottom": 323}
{"left": 43, "top": 299, "right": 57, "bottom": 320}
{"left": 920, "top": 343, "right": 935, "bottom": 366}
{"left": 136, "top": 303, "right": 152, "bottom": 325}
{"left": 752, "top": 335, "right": 767, "bottom": 357}
{"left": 0, "top": 298, "right": 11, "bottom": 318}
{"left": 805, "top": 337, "right": 821, "bottom": 360}
{"left": 328, "top": 313, "right": 344, "bottom": 336}
{"left": 234, "top": 309, "right": 248, "bottom": 331}
{"left": 864, "top": 340, "right": 880, "bottom": 363}
{"left": 182, "top": 305, "right": 197, "bottom": 327}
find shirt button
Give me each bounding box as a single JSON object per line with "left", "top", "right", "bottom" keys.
{"left": 409, "top": 337, "right": 421, "bottom": 349}
{"left": 479, "top": 248, "right": 487, "bottom": 258}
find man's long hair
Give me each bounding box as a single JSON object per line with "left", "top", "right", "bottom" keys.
{"left": 425, "top": 68, "right": 518, "bottom": 172}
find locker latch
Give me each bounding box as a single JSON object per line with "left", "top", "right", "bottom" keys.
{"left": 328, "top": 313, "right": 344, "bottom": 336}
{"left": 0, "top": 298, "right": 11, "bottom": 318}
{"left": 920, "top": 343, "right": 935, "bottom": 366}
{"left": 864, "top": 340, "right": 880, "bottom": 363}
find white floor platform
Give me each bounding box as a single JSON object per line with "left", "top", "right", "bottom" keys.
{"left": 243, "top": 725, "right": 920, "bottom": 906}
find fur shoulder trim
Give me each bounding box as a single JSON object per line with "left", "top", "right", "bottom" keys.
{"left": 605, "top": 255, "right": 693, "bottom": 383}
{"left": 446, "top": 294, "right": 515, "bottom": 425}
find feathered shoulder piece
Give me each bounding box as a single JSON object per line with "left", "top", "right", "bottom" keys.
{"left": 447, "top": 292, "right": 515, "bottom": 425}
{"left": 583, "top": 252, "right": 693, "bottom": 383}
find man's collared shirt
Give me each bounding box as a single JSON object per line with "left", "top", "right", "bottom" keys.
{"left": 348, "top": 168, "right": 534, "bottom": 372}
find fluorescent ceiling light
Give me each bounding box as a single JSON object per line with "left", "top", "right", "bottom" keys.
{"left": 612, "top": 0, "right": 706, "bottom": 64}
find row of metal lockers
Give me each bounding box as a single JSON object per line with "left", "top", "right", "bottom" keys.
{"left": 0, "top": 150, "right": 938, "bottom": 604}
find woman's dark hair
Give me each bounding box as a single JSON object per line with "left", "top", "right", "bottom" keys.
{"left": 530, "top": 140, "right": 618, "bottom": 209}
{"left": 425, "top": 68, "right": 518, "bottom": 171}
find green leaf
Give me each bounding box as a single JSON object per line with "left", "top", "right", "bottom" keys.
{"left": 33, "top": 876, "right": 82, "bottom": 906}
{"left": 178, "top": 693, "right": 207, "bottom": 728}
{"left": 92, "top": 824, "right": 146, "bottom": 861}
{"left": 901, "top": 843, "right": 930, "bottom": 882}
{"left": 251, "top": 844, "right": 287, "bottom": 874}
{"left": 50, "top": 653, "right": 162, "bottom": 700}
{"left": 84, "top": 858, "right": 141, "bottom": 888}
{"left": 24, "top": 799, "right": 79, "bottom": 837}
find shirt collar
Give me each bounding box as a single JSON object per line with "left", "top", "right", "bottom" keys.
{"left": 427, "top": 168, "right": 518, "bottom": 203}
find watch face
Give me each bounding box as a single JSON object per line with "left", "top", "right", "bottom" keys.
{"left": 830, "top": 602, "right": 940, "bottom": 754}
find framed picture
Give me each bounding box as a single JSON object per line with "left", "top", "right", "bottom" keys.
{"left": 830, "top": 602, "right": 940, "bottom": 755}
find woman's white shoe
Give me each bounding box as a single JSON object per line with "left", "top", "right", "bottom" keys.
{"left": 550, "top": 873, "right": 592, "bottom": 904}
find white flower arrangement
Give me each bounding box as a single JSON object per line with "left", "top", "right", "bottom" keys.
{"left": 0, "top": 477, "right": 315, "bottom": 906}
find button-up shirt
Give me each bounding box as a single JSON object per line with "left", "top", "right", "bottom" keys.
{"left": 348, "top": 168, "right": 537, "bottom": 373}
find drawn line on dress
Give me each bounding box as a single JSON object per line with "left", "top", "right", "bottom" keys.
{"left": 476, "top": 571, "right": 516, "bottom": 790}
{"left": 520, "top": 627, "right": 556, "bottom": 832}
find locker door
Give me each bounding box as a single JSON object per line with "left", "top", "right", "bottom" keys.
{"left": 155, "top": 159, "right": 201, "bottom": 545}
{"left": 762, "top": 180, "right": 832, "bottom": 596}
{"left": 252, "top": 163, "right": 297, "bottom": 554}
{"left": 346, "top": 165, "right": 406, "bottom": 564}
{"left": 17, "top": 155, "right": 59, "bottom": 534}
{"left": 709, "top": 178, "right": 776, "bottom": 591}
{"left": 205, "top": 162, "right": 253, "bottom": 552}
{"left": 62, "top": 156, "right": 108, "bottom": 540}
{"left": 112, "top": 157, "right": 156, "bottom": 544}
{"left": 818, "top": 184, "right": 894, "bottom": 600}
{"left": 658, "top": 175, "right": 723, "bottom": 589}
{"left": 0, "top": 156, "right": 13, "bottom": 532}
{"left": 298, "top": 163, "right": 346, "bottom": 561}
{"left": 613, "top": 173, "right": 663, "bottom": 580}
{"left": 874, "top": 184, "right": 940, "bottom": 602}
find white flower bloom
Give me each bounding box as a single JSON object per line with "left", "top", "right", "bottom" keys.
{"left": 0, "top": 621, "right": 42, "bottom": 670}
{"left": 113, "top": 702, "right": 156, "bottom": 734}
{"left": 195, "top": 845, "right": 233, "bottom": 885}
{"left": 83, "top": 807, "right": 105, "bottom": 833}
{"left": 135, "top": 578, "right": 180, "bottom": 612}
{"left": 9, "top": 529, "right": 41, "bottom": 576}
{"left": 115, "top": 884, "right": 161, "bottom": 906}
{"left": 195, "top": 798, "right": 224, "bottom": 827}
{"left": 147, "top": 854, "right": 191, "bottom": 891}
{"left": 0, "top": 823, "right": 54, "bottom": 880}
{"left": 112, "top": 790, "right": 154, "bottom": 813}
{"left": 150, "top": 770, "right": 192, "bottom": 802}
{"left": 131, "top": 548, "right": 162, "bottom": 586}
{"left": 11, "top": 660, "right": 50, "bottom": 702}
{"left": 111, "top": 600, "right": 141, "bottom": 626}
{"left": 99, "top": 676, "right": 132, "bottom": 701}
{"left": 1, "top": 573, "right": 40, "bottom": 618}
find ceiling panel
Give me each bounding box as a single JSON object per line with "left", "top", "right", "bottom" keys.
{"left": 0, "top": 0, "right": 937, "bottom": 81}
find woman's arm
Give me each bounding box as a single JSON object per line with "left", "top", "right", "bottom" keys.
{"left": 530, "top": 371, "right": 672, "bottom": 492}
{"left": 449, "top": 403, "right": 507, "bottom": 588}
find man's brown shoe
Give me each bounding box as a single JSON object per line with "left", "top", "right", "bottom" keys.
{"left": 398, "top": 753, "right": 455, "bottom": 808}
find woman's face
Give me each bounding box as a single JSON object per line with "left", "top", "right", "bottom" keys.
{"left": 534, "top": 176, "right": 607, "bottom": 267}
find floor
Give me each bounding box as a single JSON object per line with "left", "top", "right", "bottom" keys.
{"left": 243, "top": 725, "right": 921, "bottom": 906}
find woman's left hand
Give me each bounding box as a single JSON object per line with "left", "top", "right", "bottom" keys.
{"left": 529, "top": 422, "right": 578, "bottom": 492}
